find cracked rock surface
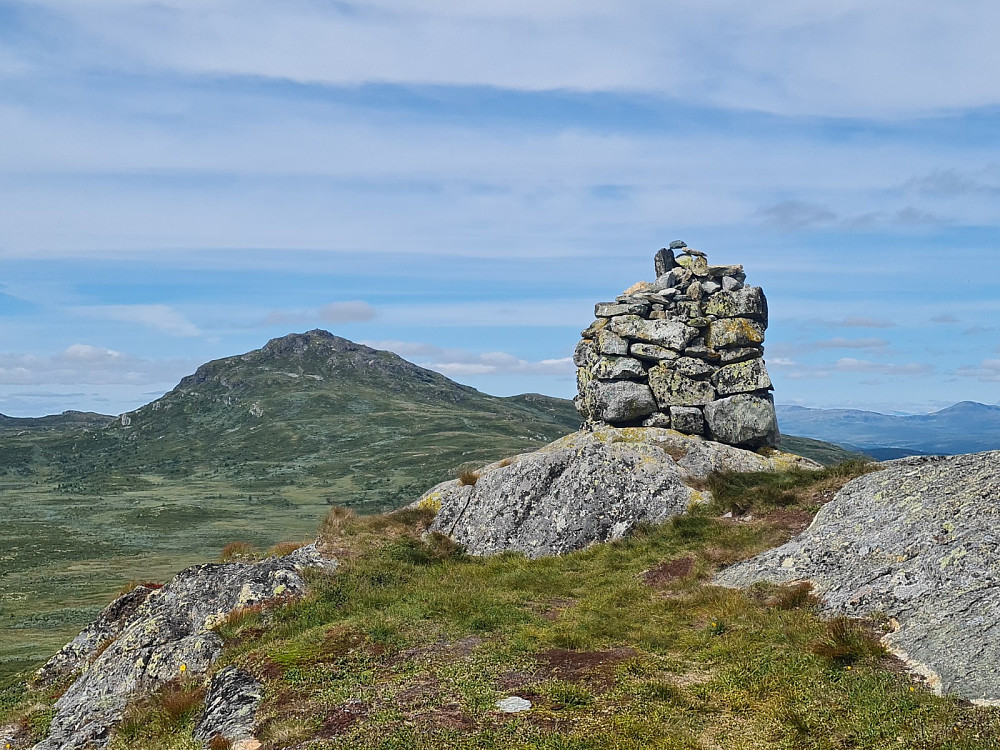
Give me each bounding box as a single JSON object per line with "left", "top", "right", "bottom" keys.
{"left": 423, "top": 424, "right": 818, "bottom": 558}
{"left": 31, "top": 544, "right": 336, "bottom": 750}
{"left": 716, "top": 453, "right": 1000, "bottom": 703}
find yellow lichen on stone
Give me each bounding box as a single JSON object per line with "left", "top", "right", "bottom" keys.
{"left": 939, "top": 547, "right": 967, "bottom": 570}
{"left": 417, "top": 492, "right": 443, "bottom": 513}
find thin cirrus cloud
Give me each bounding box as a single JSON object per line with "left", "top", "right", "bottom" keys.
{"left": 23, "top": 0, "right": 1000, "bottom": 116}
{"left": 773, "top": 357, "right": 934, "bottom": 380}
{"left": 73, "top": 304, "right": 201, "bottom": 337}
{"left": 363, "top": 339, "right": 573, "bottom": 377}
{"left": 811, "top": 317, "right": 897, "bottom": 329}
{"left": 956, "top": 360, "right": 1000, "bottom": 382}
{"left": 771, "top": 338, "right": 890, "bottom": 355}
{"left": 260, "top": 301, "right": 377, "bottom": 327}
{"left": 0, "top": 344, "right": 196, "bottom": 385}
{"left": 757, "top": 200, "right": 945, "bottom": 230}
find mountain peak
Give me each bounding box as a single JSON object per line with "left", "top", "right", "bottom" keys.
{"left": 931, "top": 401, "right": 1000, "bottom": 416}
{"left": 259, "top": 329, "right": 374, "bottom": 358}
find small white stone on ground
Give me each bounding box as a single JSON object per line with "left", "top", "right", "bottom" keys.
{"left": 496, "top": 696, "right": 532, "bottom": 713}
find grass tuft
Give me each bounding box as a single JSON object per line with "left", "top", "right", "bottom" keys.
{"left": 218, "top": 541, "right": 260, "bottom": 563}
{"left": 707, "top": 459, "right": 875, "bottom": 516}
{"left": 267, "top": 540, "right": 309, "bottom": 557}
{"left": 457, "top": 469, "right": 480, "bottom": 486}
{"left": 810, "top": 616, "right": 889, "bottom": 666}
{"left": 766, "top": 581, "right": 820, "bottom": 611}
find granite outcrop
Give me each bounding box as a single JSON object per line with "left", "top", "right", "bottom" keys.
{"left": 716, "top": 452, "right": 1000, "bottom": 704}
{"left": 423, "top": 425, "right": 818, "bottom": 558}
{"left": 574, "top": 241, "right": 778, "bottom": 448}
{"left": 21, "top": 545, "right": 336, "bottom": 750}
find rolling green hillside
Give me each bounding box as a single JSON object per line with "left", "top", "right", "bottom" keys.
{"left": 7, "top": 330, "right": 582, "bottom": 509}
{"left": 0, "top": 331, "right": 582, "bottom": 678}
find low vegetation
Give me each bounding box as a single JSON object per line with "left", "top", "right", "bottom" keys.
{"left": 4, "top": 461, "right": 983, "bottom": 748}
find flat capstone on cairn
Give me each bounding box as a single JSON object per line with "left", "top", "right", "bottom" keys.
{"left": 574, "top": 240, "right": 778, "bottom": 448}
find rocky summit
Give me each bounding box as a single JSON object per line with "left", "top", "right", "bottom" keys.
{"left": 574, "top": 242, "right": 778, "bottom": 448}
{"left": 716, "top": 452, "right": 1000, "bottom": 704}
{"left": 422, "top": 424, "right": 818, "bottom": 558}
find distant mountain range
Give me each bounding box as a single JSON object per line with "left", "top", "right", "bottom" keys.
{"left": 776, "top": 402, "right": 1000, "bottom": 458}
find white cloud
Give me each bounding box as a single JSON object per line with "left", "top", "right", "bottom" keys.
{"left": 956, "top": 359, "right": 1000, "bottom": 383}
{"left": 26, "top": 0, "right": 1000, "bottom": 116}
{"left": 363, "top": 339, "right": 574, "bottom": 377}
{"left": 0, "top": 345, "right": 196, "bottom": 386}
{"left": 73, "top": 304, "right": 201, "bottom": 336}
{"left": 832, "top": 358, "right": 932, "bottom": 375}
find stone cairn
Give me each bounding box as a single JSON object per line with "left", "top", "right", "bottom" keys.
{"left": 573, "top": 240, "right": 778, "bottom": 448}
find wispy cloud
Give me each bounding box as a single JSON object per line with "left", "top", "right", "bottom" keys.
{"left": 810, "top": 317, "right": 897, "bottom": 329}
{"left": 955, "top": 359, "right": 1000, "bottom": 382}
{"left": 903, "top": 165, "right": 1000, "bottom": 196}
{"left": 74, "top": 304, "right": 201, "bottom": 337}
{"left": 261, "top": 301, "right": 377, "bottom": 327}
{"left": 772, "top": 356, "right": 933, "bottom": 380}
{"left": 24, "top": 0, "right": 1000, "bottom": 116}
{"left": 774, "top": 337, "right": 890, "bottom": 355}
{"left": 364, "top": 339, "right": 573, "bottom": 377}
{"left": 0, "top": 344, "right": 196, "bottom": 386}
{"left": 758, "top": 200, "right": 945, "bottom": 230}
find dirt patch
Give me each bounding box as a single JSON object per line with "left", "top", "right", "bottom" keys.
{"left": 758, "top": 508, "right": 815, "bottom": 535}
{"left": 534, "top": 647, "right": 636, "bottom": 690}
{"left": 394, "top": 677, "right": 442, "bottom": 709}
{"left": 318, "top": 699, "right": 368, "bottom": 738}
{"left": 641, "top": 556, "right": 695, "bottom": 586}
{"left": 415, "top": 702, "right": 476, "bottom": 731}
{"left": 390, "top": 635, "right": 483, "bottom": 667}
{"left": 526, "top": 597, "right": 577, "bottom": 621}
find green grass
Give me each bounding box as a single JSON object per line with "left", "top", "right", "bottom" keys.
{"left": 34, "top": 461, "right": 984, "bottom": 750}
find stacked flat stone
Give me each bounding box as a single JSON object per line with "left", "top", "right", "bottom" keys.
{"left": 573, "top": 241, "right": 779, "bottom": 448}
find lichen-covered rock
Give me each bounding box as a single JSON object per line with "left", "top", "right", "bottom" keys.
{"left": 712, "top": 358, "right": 773, "bottom": 396}
{"left": 669, "top": 406, "right": 705, "bottom": 436}
{"left": 595, "top": 301, "right": 650, "bottom": 318}
{"left": 705, "top": 318, "right": 766, "bottom": 349}
{"left": 592, "top": 355, "right": 645, "bottom": 380}
{"left": 574, "top": 244, "right": 777, "bottom": 449}
{"left": 648, "top": 366, "right": 716, "bottom": 407}
{"left": 422, "top": 425, "right": 818, "bottom": 558}
{"left": 33, "top": 584, "right": 156, "bottom": 688}
{"left": 630, "top": 342, "right": 679, "bottom": 362}
{"left": 577, "top": 379, "right": 658, "bottom": 423}
{"left": 572, "top": 339, "right": 598, "bottom": 368}
{"left": 596, "top": 329, "right": 629, "bottom": 356}
{"left": 194, "top": 666, "right": 263, "bottom": 745}
{"left": 703, "top": 393, "right": 778, "bottom": 448}
{"left": 704, "top": 287, "right": 768, "bottom": 323}
{"left": 32, "top": 545, "right": 336, "bottom": 750}
{"left": 609, "top": 316, "right": 698, "bottom": 351}
{"left": 715, "top": 453, "right": 1000, "bottom": 703}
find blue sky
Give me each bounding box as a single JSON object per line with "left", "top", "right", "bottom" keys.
{"left": 1, "top": 0, "right": 1000, "bottom": 417}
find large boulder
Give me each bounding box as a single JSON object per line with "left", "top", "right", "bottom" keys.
{"left": 31, "top": 545, "right": 336, "bottom": 750}
{"left": 422, "top": 425, "right": 818, "bottom": 558}
{"left": 703, "top": 393, "right": 778, "bottom": 448}
{"left": 715, "top": 452, "right": 1000, "bottom": 703}
{"left": 576, "top": 379, "right": 658, "bottom": 423}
